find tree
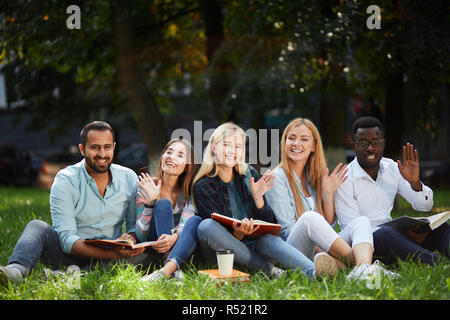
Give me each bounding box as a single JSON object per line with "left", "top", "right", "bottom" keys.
{"left": 1, "top": 0, "right": 204, "bottom": 171}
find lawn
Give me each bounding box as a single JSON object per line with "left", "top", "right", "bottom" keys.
{"left": 0, "top": 186, "right": 449, "bottom": 300}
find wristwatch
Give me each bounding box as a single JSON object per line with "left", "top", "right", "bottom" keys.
{"left": 144, "top": 199, "right": 157, "bottom": 208}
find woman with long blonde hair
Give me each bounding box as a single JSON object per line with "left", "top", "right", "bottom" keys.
{"left": 193, "top": 122, "right": 337, "bottom": 278}
{"left": 265, "top": 117, "right": 378, "bottom": 275}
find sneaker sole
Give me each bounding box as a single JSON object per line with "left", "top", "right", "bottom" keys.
{"left": 314, "top": 253, "right": 338, "bottom": 278}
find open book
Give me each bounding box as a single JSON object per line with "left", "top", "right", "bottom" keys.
{"left": 85, "top": 238, "right": 156, "bottom": 250}
{"left": 379, "top": 211, "right": 450, "bottom": 232}
{"left": 211, "top": 212, "right": 281, "bottom": 236}
{"left": 198, "top": 269, "right": 250, "bottom": 283}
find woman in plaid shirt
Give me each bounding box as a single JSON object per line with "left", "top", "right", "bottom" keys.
{"left": 136, "top": 138, "right": 201, "bottom": 281}
{"left": 192, "top": 122, "right": 337, "bottom": 278}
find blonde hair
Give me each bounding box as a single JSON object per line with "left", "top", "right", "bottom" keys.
{"left": 192, "top": 122, "right": 248, "bottom": 186}
{"left": 277, "top": 118, "right": 327, "bottom": 218}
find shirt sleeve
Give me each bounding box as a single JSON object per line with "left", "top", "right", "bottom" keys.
{"left": 334, "top": 179, "right": 362, "bottom": 230}
{"left": 265, "top": 170, "right": 297, "bottom": 239}
{"left": 125, "top": 173, "right": 138, "bottom": 236}
{"left": 396, "top": 170, "right": 434, "bottom": 212}
{"left": 135, "top": 184, "right": 153, "bottom": 242}
{"left": 50, "top": 174, "right": 81, "bottom": 254}
{"left": 173, "top": 202, "right": 196, "bottom": 234}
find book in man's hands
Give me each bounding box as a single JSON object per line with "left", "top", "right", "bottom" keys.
{"left": 379, "top": 211, "right": 450, "bottom": 233}
{"left": 210, "top": 212, "right": 281, "bottom": 236}
{"left": 198, "top": 269, "right": 251, "bottom": 283}
{"left": 85, "top": 238, "right": 156, "bottom": 250}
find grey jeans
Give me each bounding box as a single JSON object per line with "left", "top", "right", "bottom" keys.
{"left": 7, "top": 219, "right": 162, "bottom": 277}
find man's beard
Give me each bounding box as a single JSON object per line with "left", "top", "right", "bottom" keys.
{"left": 84, "top": 156, "right": 112, "bottom": 173}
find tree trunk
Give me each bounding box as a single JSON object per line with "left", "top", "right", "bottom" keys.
{"left": 384, "top": 72, "right": 404, "bottom": 159}
{"left": 319, "top": 72, "right": 347, "bottom": 149}
{"left": 113, "top": 3, "right": 167, "bottom": 173}
{"left": 200, "top": 0, "right": 230, "bottom": 121}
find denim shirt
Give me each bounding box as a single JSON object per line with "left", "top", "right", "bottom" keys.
{"left": 265, "top": 167, "right": 316, "bottom": 240}
{"left": 50, "top": 160, "right": 138, "bottom": 254}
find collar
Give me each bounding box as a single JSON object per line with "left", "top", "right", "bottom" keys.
{"left": 351, "top": 157, "right": 388, "bottom": 180}
{"left": 81, "top": 159, "right": 114, "bottom": 186}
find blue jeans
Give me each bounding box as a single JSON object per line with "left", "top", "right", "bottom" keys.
{"left": 147, "top": 199, "right": 201, "bottom": 268}
{"left": 197, "top": 219, "right": 315, "bottom": 278}
{"left": 373, "top": 223, "right": 450, "bottom": 265}
{"left": 7, "top": 219, "right": 161, "bottom": 276}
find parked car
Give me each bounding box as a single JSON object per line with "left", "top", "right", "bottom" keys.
{"left": 38, "top": 149, "right": 83, "bottom": 189}
{"left": 0, "top": 143, "right": 37, "bottom": 187}
{"left": 116, "top": 143, "right": 149, "bottom": 174}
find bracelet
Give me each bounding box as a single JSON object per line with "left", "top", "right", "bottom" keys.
{"left": 144, "top": 199, "right": 157, "bottom": 208}
{"left": 322, "top": 195, "right": 333, "bottom": 203}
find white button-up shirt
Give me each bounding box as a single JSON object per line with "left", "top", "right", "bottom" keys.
{"left": 334, "top": 157, "right": 433, "bottom": 232}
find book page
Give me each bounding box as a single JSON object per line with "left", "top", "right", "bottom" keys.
{"left": 132, "top": 241, "right": 156, "bottom": 248}
{"left": 425, "top": 211, "right": 450, "bottom": 229}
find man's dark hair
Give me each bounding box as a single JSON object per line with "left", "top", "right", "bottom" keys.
{"left": 352, "top": 116, "right": 383, "bottom": 138}
{"left": 80, "top": 121, "right": 115, "bottom": 147}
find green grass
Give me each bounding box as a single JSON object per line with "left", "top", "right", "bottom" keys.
{"left": 0, "top": 186, "right": 449, "bottom": 300}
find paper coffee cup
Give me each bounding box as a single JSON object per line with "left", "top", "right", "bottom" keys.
{"left": 216, "top": 249, "right": 234, "bottom": 276}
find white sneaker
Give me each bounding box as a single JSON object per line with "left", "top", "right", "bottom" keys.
{"left": 370, "top": 260, "right": 398, "bottom": 278}
{"left": 270, "top": 266, "right": 285, "bottom": 279}
{"left": 141, "top": 270, "right": 166, "bottom": 282}
{"left": 346, "top": 263, "right": 371, "bottom": 280}
{"left": 314, "top": 252, "right": 338, "bottom": 278}
{"left": 347, "top": 260, "right": 397, "bottom": 280}
{"left": 0, "top": 265, "right": 23, "bottom": 286}
{"left": 173, "top": 269, "right": 184, "bottom": 281}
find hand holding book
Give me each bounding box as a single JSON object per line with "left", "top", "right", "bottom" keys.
{"left": 232, "top": 218, "right": 260, "bottom": 240}
{"left": 211, "top": 213, "right": 281, "bottom": 237}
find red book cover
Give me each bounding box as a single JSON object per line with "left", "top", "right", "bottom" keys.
{"left": 210, "top": 213, "right": 281, "bottom": 237}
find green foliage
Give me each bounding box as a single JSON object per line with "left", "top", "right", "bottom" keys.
{"left": 0, "top": 0, "right": 449, "bottom": 148}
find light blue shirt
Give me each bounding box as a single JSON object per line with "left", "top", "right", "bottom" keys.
{"left": 265, "top": 167, "right": 316, "bottom": 240}
{"left": 50, "top": 160, "right": 138, "bottom": 254}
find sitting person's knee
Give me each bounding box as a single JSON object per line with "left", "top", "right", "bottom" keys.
{"left": 26, "top": 219, "right": 50, "bottom": 232}
{"left": 153, "top": 199, "right": 172, "bottom": 216}
{"left": 197, "top": 218, "right": 217, "bottom": 238}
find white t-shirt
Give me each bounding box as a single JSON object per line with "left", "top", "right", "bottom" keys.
{"left": 305, "top": 196, "right": 316, "bottom": 212}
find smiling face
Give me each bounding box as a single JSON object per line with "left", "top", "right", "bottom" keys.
{"left": 79, "top": 129, "right": 115, "bottom": 174}
{"left": 213, "top": 132, "right": 245, "bottom": 168}
{"left": 285, "top": 125, "right": 316, "bottom": 163}
{"left": 352, "top": 127, "right": 385, "bottom": 170}
{"left": 160, "top": 141, "right": 187, "bottom": 176}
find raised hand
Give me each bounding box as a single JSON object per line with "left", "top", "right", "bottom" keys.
{"left": 250, "top": 169, "right": 275, "bottom": 204}
{"left": 321, "top": 163, "right": 348, "bottom": 202}
{"left": 138, "top": 172, "right": 161, "bottom": 201}
{"left": 397, "top": 143, "right": 422, "bottom": 191}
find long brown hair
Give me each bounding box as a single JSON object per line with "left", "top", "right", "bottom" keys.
{"left": 155, "top": 138, "right": 198, "bottom": 201}
{"left": 277, "top": 118, "right": 327, "bottom": 218}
